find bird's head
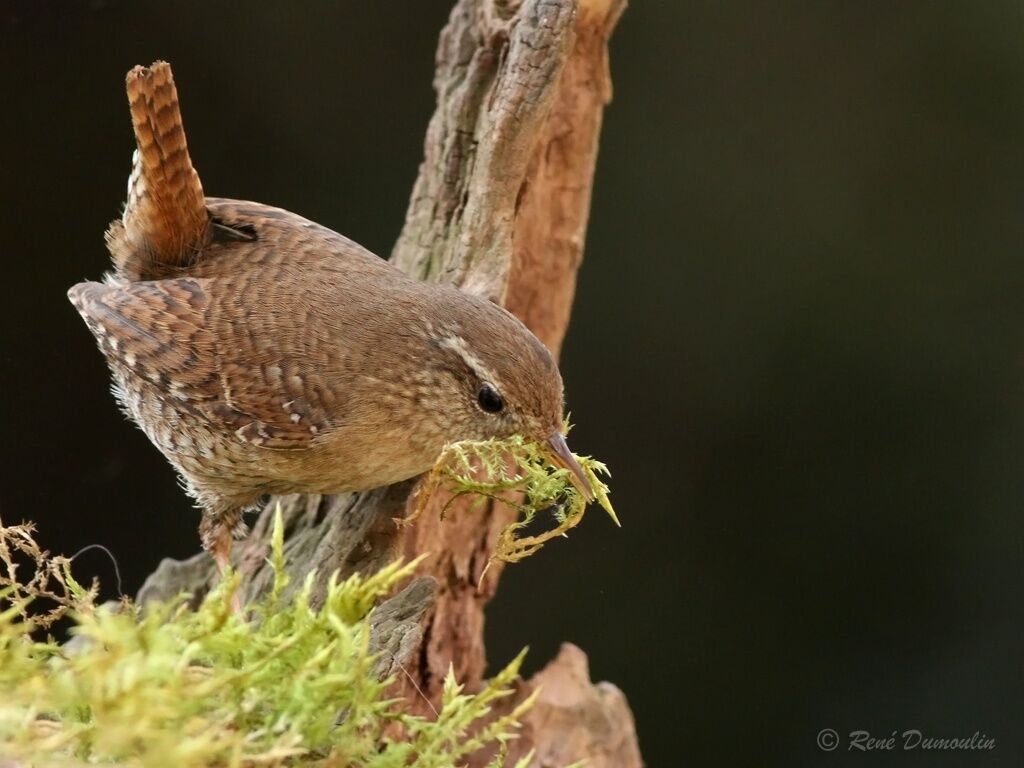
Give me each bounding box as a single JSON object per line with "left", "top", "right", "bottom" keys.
{"left": 415, "top": 289, "right": 593, "bottom": 499}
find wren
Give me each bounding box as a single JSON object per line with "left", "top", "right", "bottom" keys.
{"left": 68, "top": 62, "right": 592, "bottom": 572}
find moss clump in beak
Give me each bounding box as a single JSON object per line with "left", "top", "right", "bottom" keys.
{"left": 409, "top": 432, "right": 618, "bottom": 570}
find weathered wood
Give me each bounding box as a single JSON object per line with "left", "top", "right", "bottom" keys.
{"left": 138, "top": 0, "right": 638, "bottom": 763}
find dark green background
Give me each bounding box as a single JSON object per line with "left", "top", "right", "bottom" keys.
{"left": 2, "top": 1, "right": 1023, "bottom": 765}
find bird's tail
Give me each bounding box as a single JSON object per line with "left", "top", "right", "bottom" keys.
{"left": 109, "top": 61, "right": 209, "bottom": 281}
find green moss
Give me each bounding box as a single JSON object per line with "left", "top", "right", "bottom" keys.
{"left": 411, "top": 433, "right": 617, "bottom": 570}
{"left": 0, "top": 511, "right": 535, "bottom": 767}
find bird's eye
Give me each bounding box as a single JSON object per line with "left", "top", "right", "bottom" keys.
{"left": 476, "top": 382, "right": 504, "bottom": 413}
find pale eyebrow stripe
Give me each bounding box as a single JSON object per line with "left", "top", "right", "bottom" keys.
{"left": 437, "top": 335, "right": 503, "bottom": 392}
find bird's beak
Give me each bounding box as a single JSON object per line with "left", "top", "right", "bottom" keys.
{"left": 547, "top": 432, "right": 595, "bottom": 502}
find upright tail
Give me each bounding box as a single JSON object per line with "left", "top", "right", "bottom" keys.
{"left": 108, "top": 61, "right": 210, "bottom": 281}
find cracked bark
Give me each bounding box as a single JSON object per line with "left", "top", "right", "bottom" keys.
{"left": 138, "top": 1, "right": 640, "bottom": 764}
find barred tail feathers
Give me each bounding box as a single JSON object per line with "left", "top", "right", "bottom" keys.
{"left": 112, "top": 61, "right": 209, "bottom": 280}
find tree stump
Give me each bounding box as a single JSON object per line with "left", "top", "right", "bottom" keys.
{"left": 138, "top": 1, "right": 641, "bottom": 764}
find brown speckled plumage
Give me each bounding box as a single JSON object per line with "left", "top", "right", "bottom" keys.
{"left": 68, "top": 62, "right": 580, "bottom": 569}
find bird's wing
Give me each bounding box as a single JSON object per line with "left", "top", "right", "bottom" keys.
{"left": 68, "top": 278, "right": 332, "bottom": 450}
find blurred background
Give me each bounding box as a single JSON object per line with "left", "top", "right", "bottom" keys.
{"left": 3, "top": 1, "right": 1024, "bottom": 765}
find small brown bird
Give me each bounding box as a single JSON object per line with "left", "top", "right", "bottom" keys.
{"left": 69, "top": 62, "right": 591, "bottom": 572}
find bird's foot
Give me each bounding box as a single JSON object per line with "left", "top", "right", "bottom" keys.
{"left": 202, "top": 508, "right": 245, "bottom": 615}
